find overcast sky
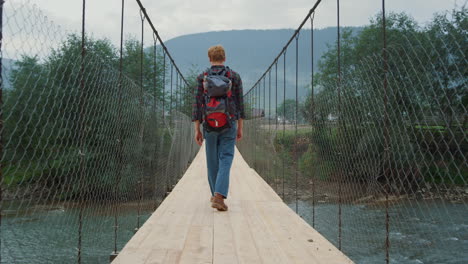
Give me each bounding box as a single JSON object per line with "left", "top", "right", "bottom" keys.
{"left": 17, "top": 0, "right": 462, "bottom": 48}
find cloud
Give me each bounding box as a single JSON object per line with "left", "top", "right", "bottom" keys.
{"left": 8, "top": 0, "right": 460, "bottom": 54}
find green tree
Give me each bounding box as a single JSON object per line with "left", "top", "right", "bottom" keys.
{"left": 4, "top": 56, "right": 48, "bottom": 162}
{"left": 425, "top": 6, "right": 467, "bottom": 128}
{"left": 3, "top": 34, "right": 170, "bottom": 199}
{"left": 302, "top": 7, "right": 467, "bottom": 191}
{"left": 122, "top": 38, "right": 167, "bottom": 99}
{"left": 179, "top": 66, "right": 201, "bottom": 117}
{"left": 277, "top": 99, "right": 299, "bottom": 122}
{"left": 3, "top": 35, "right": 122, "bottom": 192}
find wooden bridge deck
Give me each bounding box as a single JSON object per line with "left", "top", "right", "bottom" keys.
{"left": 113, "top": 146, "right": 353, "bottom": 264}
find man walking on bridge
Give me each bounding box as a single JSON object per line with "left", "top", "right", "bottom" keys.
{"left": 192, "top": 45, "right": 245, "bottom": 211}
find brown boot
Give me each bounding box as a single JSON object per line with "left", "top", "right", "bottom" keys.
{"left": 211, "top": 193, "right": 228, "bottom": 211}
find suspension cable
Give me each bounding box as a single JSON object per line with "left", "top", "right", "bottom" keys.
{"left": 112, "top": 0, "right": 125, "bottom": 259}
{"left": 295, "top": 33, "right": 299, "bottom": 214}
{"left": 382, "top": 0, "right": 390, "bottom": 263}
{"left": 78, "top": 0, "right": 87, "bottom": 262}
{"left": 134, "top": 0, "right": 188, "bottom": 87}
{"left": 336, "top": 0, "right": 342, "bottom": 251}
{"left": 310, "top": 12, "right": 316, "bottom": 228}
{"left": 246, "top": 0, "right": 322, "bottom": 95}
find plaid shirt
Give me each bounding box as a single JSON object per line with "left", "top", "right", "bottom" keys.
{"left": 192, "top": 65, "right": 245, "bottom": 122}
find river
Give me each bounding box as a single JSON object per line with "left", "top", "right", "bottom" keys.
{"left": 286, "top": 199, "right": 468, "bottom": 264}
{"left": 1, "top": 200, "right": 467, "bottom": 263}
{"left": 1, "top": 201, "right": 153, "bottom": 263}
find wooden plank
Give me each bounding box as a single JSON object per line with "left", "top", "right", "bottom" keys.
{"left": 114, "top": 149, "right": 207, "bottom": 263}
{"left": 257, "top": 201, "right": 353, "bottom": 264}
{"left": 161, "top": 250, "right": 182, "bottom": 264}
{"left": 178, "top": 226, "right": 213, "bottom": 264}
{"left": 213, "top": 210, "right": 238, "bottom": 264}
{"left": 232, "top": 148, "right": 281, "bottom": 202}
{"left": 228, "top": 200, "right": 263, "bottom": 263}
{"left": 143, "top": 249, "right": 176, "bottom": 264}
{"left": 114, "top": 145, "right": 354, "bottom": 264}
{"left": 247, "top": 168, "right": 282, "bottom": 202}
{"left": 112, "top": 248, "right": 154, "bottom": 264}
{"left": 115, "top": 155, "right": 206, "bottom": 253}
{"left": 189, "top": 196, "right": 214, "bottom": 227}
{"left": 143, "top": 249, "right": 168, "bottom": 264}
{"left": 240, "top": 200, "right": 291, "bottom": 264}
{"left": 179, "top": 191, "right": 213, "bottom": 264}
{"left": 228, "top": 159, "right": 252, "bottom": 201}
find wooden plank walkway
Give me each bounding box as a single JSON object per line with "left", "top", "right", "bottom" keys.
{"left": 113, "top": 146, "right": 354, "bottom": 264}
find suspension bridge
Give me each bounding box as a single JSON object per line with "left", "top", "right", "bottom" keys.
{"left": 112, "top": 147, "right": 352, "bottom": 263}
{"left": 1, "top": 0, "right": 466, "bottom": 263}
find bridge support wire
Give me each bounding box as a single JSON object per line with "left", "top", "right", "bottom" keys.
{"left": 282, "top": 51, "right": 286, "bottom": 199}
{"left": 336, "top": 0, "right": 343, "bottom": 251}
{"left": 135, "top": 7, "right": 146, "bottom": 232}
{"left": 152, "top": 32, "right": 159, "bottom": 211}
{"left": 310, "top": 12, "right": 316, "bottom": 228}
{"left": 268, "top": 69, "right": 272, "bottom": 186}
{"left": 78, "top": 0, "right": 87, "bottom": 263}
{"left": 295, "top": 34, "right": 299, "bottom": 214}
{"left": 110, "top": 0, "right": 126, "bottom": 261}
{"left": 0, "top": 1, "right": 4, "bottom": 263}
{"left": 274, "top": 60, "right": 278, "bottom": 193}
{"left": 381, "top": 0, "right": 390, "bottom": 263}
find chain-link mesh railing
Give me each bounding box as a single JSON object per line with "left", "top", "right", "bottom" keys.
{"left": 237, "top": 1, "right": 467, "bottom": 263}
{"left": 0, "top": 0, "right": 198, "bottom": 263}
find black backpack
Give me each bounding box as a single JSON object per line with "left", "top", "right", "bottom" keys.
{"left": 202, "top": 67, "right": 235, "bottom": 132}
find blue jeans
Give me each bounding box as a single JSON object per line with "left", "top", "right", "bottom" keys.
{"left": 203, "top": 121, "right": 237, "bottom": 198}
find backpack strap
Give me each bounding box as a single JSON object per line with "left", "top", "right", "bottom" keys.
{"left": 207, "top": 66, "right": 232, "bottom": 76}
{"left": 203, "top": 68, "right": 210, "bottom": 92}
{"left": 203, "top": 66, "right": 232, "bottom": 93}
{"left": 224, "top": 66, "right": 232, "bottom": 79}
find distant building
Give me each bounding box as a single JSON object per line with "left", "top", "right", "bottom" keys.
{"left": 251, "top": 108, "right": 265, "bottom": 119}
{"left": 327, "top": 113, "right": 338, "bottom": 121}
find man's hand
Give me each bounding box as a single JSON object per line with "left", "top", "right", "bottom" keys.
{"left": 195, "top": 130, "right": 203, "bottom": 146}
{"left": 194, "top": 121, "right": 203, "bottom": 146}
{"left": 236, "top": 128, "right": 243, "bottom": 142}
{"left": 236, "top": 119, "right": 243, "bottom": 142}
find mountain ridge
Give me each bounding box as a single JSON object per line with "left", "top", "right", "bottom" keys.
{"left": 163, "top": 27, "right": 360, "bottom": 97}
